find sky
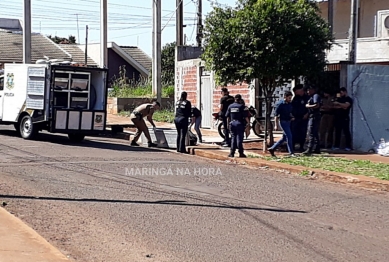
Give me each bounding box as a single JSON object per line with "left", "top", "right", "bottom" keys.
{"left": 0, "top": 0, "right": 238, "bottom": 57}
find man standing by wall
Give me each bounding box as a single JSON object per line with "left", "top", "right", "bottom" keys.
{"left": 333, "top": 87, "right": 353, "bottom": 151}
{"left": 303, "top": 86, "right": 322, "bottom": 155}
{"left": 291, "top": 84, "right": 309, "bottom": 152}
{"left": 219, "top": 88, "right": 235, "bottom": 147}
{"left": 319, "top": 91, "right": 335, "bottom": 149}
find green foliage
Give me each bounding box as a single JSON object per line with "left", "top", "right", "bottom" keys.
{"left": 202, "top": 0, "right": 333, "bottom": 145}
{"left": 161, "top": 42, "right": 176, "bottom": 86}
{"left": 202, "top": 0, "right": 333, "bottom": 90}
{"left": 263, "top": 155, "right": 389, "bottom": 181}
{"left": 47, "top": 35, "right": 77, "bottom": 44}
{"left": 108, "top": 65, "right": 174, "bottom": 98}
{"left": 119, "top": 102, "right": 175, "bottom": 123}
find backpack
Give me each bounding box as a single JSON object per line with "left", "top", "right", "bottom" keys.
{"left": 187, "top": 129, "right": 198, "bottom": 146}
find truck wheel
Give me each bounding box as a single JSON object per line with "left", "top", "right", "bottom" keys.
{"left": 68, "top": 134, "right": 85, "bottom": 142}
{"left": 20, "top": 115, "right": 37, "bottom": 139}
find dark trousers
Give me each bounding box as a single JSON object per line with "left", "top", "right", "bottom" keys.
{"left": 175, "top": 117, "right": 188, "bottom": 153}
{"left": 230, "top": 121, "right": 245, "bottom": 155}
{"left": 307, "top": 114, "right": 321, "bottom": 152}
{"left": 334, "top": 117, "right": 352, "bottom": 149}
{"left": 222, "top": 116, "right": 230, "bottom": 145}
{"left": 291, "top": 118, "right": 308, "bottom": 151}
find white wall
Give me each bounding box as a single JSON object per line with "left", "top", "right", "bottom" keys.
{"left": 346, "top": 64, "right": 389, "bottom": 152}
{"left": 79, "top": 43, "right": 101, "bottom": 67}
{"left": 326, "top": 38, "right": 389, "bottom": 63}
{"left": 318, "top": 0, "right": 389, "bottom": 39}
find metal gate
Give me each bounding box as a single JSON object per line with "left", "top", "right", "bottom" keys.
{"left": 200, "top": 74, "right": 213, "bottom": 128}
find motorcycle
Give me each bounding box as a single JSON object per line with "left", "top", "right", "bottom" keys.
{"left": 212, "top": 106, "right": 267, "bottom": 139}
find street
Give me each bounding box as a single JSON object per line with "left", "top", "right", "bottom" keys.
{"left": 0, "top": 126, "right": 389, "bottom": 262}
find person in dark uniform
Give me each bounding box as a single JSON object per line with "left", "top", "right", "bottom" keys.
{"left": 219, "top": 88, "right": 235, "bottom": 147}
{"left": 190, "top": 106, "right": 203, "bottom": 143}
{"left": 225, "top": 94, "right": 249, "bottom": 158}
{"left": 303, "top": 86, "right": 322, "bottom": 155}
{"left": 332, "top": 87, "right": 353, "bottom": 151}
{"left": 291, "top": 84, "right": 309, "bottom": 152}
{"left": 268, "top": 91, "right": 295, "bottom": 157}
{"left": 175, "top": 92, "right": 192, "bottom": 153}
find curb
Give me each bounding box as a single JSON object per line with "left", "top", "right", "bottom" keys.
{"left": 0, "top": 207, "right": 70, "bottom": 261}
{"left": 192, "top": 149, "right": 389, "bottom": 192}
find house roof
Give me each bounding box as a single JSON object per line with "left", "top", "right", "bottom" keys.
{"left": 58, "top": 44, "right": 98, "bottom": 66}
{"left": 0, "top": 30, "right": 71, "bottom": 63}
{"left": 120, "top": 46, "right": 152, "bottom": 72}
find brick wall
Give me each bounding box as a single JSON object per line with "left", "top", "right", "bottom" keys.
{"left": 212, "top": 83, "right": 250, "bottom": 113}
{"left": 181, "top": 65, "right": 198, "bottom": 105}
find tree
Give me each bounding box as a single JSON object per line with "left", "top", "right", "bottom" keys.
{"left": 161, "top": 41, "right": 176, "bottom": 86}
{"left": 202, "top": 0, "right": 333, "bottom": 146}
{"left": 47, "top": 35, "right": 77, "bottom": 44}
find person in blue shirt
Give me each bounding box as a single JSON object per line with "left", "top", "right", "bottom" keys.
{"left": 225, "top": 94, "right": 249, "bottom": 158}
{"left": 268, "top": 91, "right": 295, "bottom": 157}
{"left": 303, "top": 86, "right": 322, "bottom": 155}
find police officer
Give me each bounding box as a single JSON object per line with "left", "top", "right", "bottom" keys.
{"left": 225, "top": 94, "right": 249, "bottom": 158}
{"left": 219, "top": 88, "right": 235, "bottom": 147}
{"left": 303, "top": 86, "right": 322, "bottom": 155}
{"left": 291, "top": 84, "right": 309, "bottom": 152}
{"left": 175, "top": 91, "right": 192, "bottom": 153}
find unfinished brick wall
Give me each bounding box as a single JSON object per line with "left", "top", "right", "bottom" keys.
{"left": 212, "top": 83, "right": 250, "bottom": 113}
{"left": 175, "top": 63, "right": 199, "bottom": 106}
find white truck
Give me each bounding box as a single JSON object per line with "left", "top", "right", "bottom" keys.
{"left": 0, "top": 63, "right": 108, "bottom": 142}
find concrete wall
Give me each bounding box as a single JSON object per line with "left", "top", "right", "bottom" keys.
{"left": 107, "top": 97, "right": 173, "bottom": 114}
{"left": 318, "top": 0, "right": 389, "bottom": 39}
{"left": 326, "top": 38, "right": 389, "bottom": 63}
{"left": 176, "top": 46, "right": 202, "bottom": 62}
{"left": 346, "top": 64, "right": 389, "bottom": 152}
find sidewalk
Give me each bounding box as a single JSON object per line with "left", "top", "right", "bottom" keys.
{"left": 0, "top": 207, "right": 70, "bottom": 262}
{"left": 107, "top": 114, "right": 389, "bottom": 164}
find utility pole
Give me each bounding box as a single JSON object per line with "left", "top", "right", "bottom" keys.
{"left": 152, "top": 0, "right": 162, "bottom": 103}
{"left": 176, "top": 0, "right": 183, "bottom": 46}
{"left": 196, "top": 0, "right": 203, "bottom": 47}
{"left": 348, "top": 0, "right": 359, "bottom": 64}
{"left": 75, "top": 14, "right": 80, "bottom": 44}
{"left": 23, "top": 0, "right": 31, "bottom": 64}
{"left": 328, "top": 0, "right": 334, "bottom": 36}
{"left": 100, "top": 0, "right": 108, "bottom": 68}
{"left": 85, "top": 25, "right": 88, "bottom": 65}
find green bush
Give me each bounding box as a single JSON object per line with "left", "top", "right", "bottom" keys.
{"left": 108, "top": 65, "right": 175, "bottom": 98}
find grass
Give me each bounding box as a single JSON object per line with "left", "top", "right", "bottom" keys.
{"left": 118, "top": 103, "right": 175, "bottom": 124}
{"left": 108, "top": 67, "right": 175, "bottom": 98}
{"left": 262, "top": 155, "right": 389, "bottom": 180}
{"left": 109, "top": 85, "right": 174, "bottom": 98}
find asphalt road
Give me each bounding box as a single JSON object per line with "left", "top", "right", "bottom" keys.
{"left": 0, "top": 126, "right": 388, "bottom": 262}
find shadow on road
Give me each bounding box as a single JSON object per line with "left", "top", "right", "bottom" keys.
{"left": 0, "top": 129, "right": 167, "bottom": 153}
{"left": 0, "top": 194, "right": 307, "bottom": 214}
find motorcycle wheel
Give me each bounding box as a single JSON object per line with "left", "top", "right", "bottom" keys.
{"left": 252, "top": 120, "right": 265, "bottom": 138}
{"left": 218, "top": 122, "right": 225, "bottom": 139}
